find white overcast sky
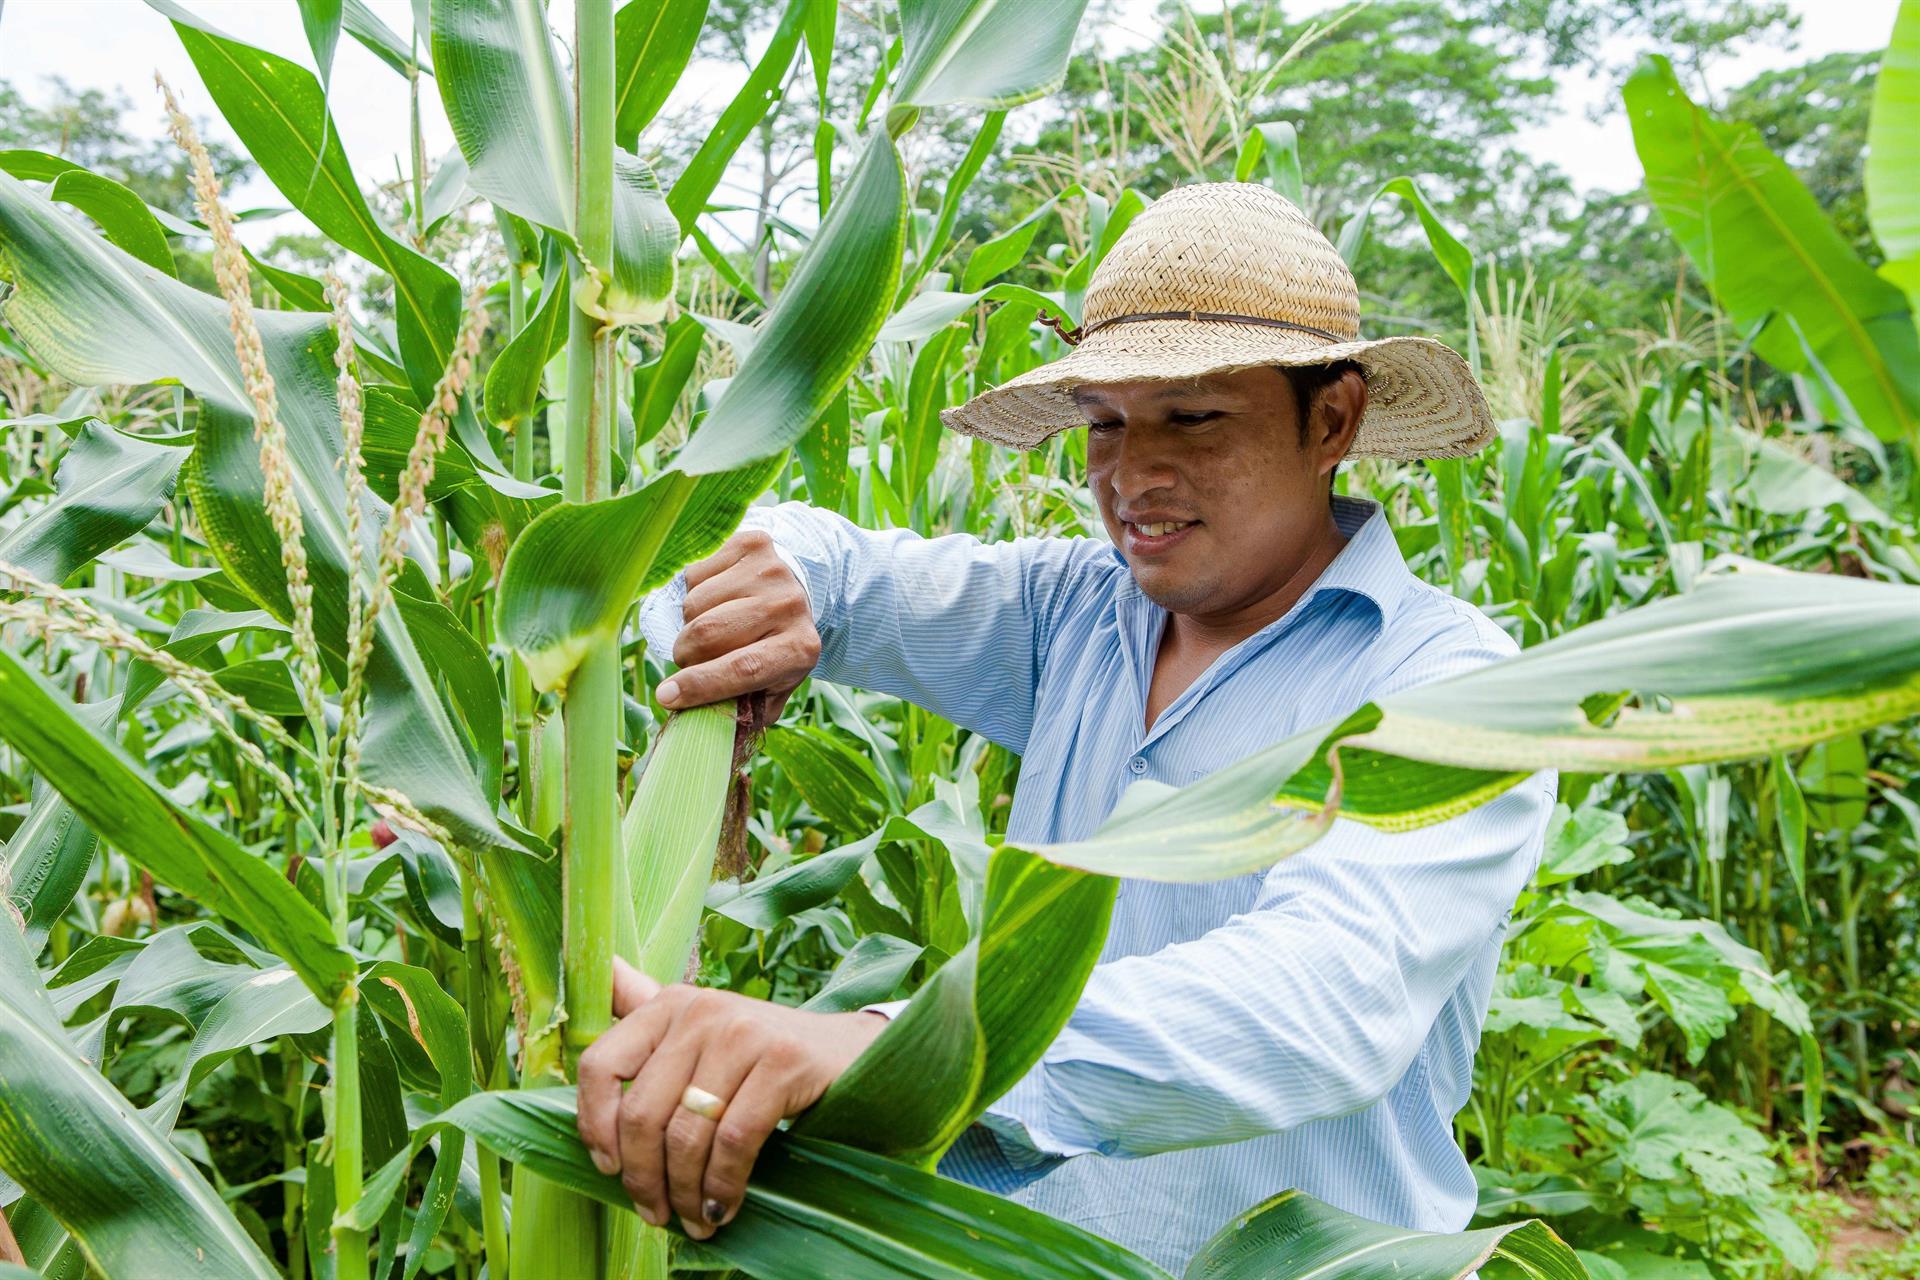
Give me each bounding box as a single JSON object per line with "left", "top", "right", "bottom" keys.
{"left": 0, "top": 0, "right": 1904, "bottom": 249}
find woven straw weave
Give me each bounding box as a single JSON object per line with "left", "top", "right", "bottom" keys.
{"left": 939, "top": 182, "right": 1494, "bottom": 461}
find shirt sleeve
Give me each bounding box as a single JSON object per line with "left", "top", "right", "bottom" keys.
{"left": 638, "top": 501, "right": 1107, "bottom": 753}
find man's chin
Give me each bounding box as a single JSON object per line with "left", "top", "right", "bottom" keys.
{"left": 1126, "top": 560, "right": 1215, "bottom": 615}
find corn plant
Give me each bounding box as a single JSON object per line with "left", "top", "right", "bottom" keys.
{"left": 1, "top": 2, "right": 1919, "bottom": 1279}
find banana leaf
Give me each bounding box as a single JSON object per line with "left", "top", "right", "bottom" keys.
{"left": 1867, "top": 0, "right": 1920, "bottom": 308}
{"left": 1626, "top": 54, "right": 1920, "bottom": 444}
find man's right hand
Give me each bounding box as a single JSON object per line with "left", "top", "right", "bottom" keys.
{"left": 657, "top": 529, "right": 820, "bottom": 722}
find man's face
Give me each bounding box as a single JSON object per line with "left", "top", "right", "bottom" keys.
{"left": 1079, "top": 365, "right": 1357, "bottom": 621}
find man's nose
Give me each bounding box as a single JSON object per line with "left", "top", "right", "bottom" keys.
{"left": 1106, "top": 431, "right": 1178, "bottom": 500}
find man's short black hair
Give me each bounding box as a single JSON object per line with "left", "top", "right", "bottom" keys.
{"left": 1277, "top": 359, "right": 1366, "bottom": 443}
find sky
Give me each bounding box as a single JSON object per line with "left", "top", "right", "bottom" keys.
{"left": 0, "top": 0, "right": 1904, "bottom": 249}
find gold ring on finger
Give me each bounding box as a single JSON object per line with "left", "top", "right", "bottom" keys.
{"left": 680, "top": 1084, "right": 727, "bottom": 1122}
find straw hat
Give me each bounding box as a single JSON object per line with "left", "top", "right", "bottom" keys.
{"left": 940, "top": 182, "right": 1494, "bottom": 460}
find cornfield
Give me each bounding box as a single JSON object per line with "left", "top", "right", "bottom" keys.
{"left": 1, "top": 0, "right": 1918, "bottom": 1278}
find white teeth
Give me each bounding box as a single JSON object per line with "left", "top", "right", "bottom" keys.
{"left": 1135, "top": 521, "right": 1191, "bottom": 537}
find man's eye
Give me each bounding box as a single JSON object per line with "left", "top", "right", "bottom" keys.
{"left": 1086, "top": 420, "right": 1122, "bottom": 434}
{"left": 1170, "top": 411, "right": 1220, "bottom": 426}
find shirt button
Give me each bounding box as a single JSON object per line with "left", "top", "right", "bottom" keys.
{"left": 1128, "top": 756, "right": 1147, "bottom": 775}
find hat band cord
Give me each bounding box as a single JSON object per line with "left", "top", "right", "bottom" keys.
{"left": 1036, "top": 309, "right": 1348, "bottom": 347}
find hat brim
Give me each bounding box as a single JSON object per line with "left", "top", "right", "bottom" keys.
{"left": 939, "top": 318, "right": 1494, "bottom": 461}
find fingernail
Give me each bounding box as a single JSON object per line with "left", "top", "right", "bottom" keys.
{"left": 658, "top": 678, "right": 679, "bottom": 704}
{"left": 702, "top": 1197, "right": 728, "bottom": 1227}
{"left": 590, "top": 1148, "right": 618, "bottom": 1175}
{"left": 634, "top": 1202, "right": 660, "bottom": 1227}
{"left": 680, "top": 1213, "right": 712, "bottom": 1241}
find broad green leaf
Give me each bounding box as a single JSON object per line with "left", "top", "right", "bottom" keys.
{"left": 709, "top": 826, "right": 886, "bottom": 930}
{"left": 0, "top": 169, "right": 518, "bottom": 856}
{"left": 1712, "top": 423, "right": 1889, "bottom": 524}
{"left": 795, "top": 848, "right": 1114, "bottom": 1163}
{"left": 1626, "top": 54, "right": 1920, "bottom": 444}
{"left": 495, "top": 455, "right": 781, "bottom": 691}
{"left": 2, "top": 774, "right": 100, "bottom": 951}
{"left": 798, "top": 933, "right": 923, "bottom": 1012}
{"left": 879, "top": 281, "right": 1058, "bottom": 343}
{"left": 0, "top": 647, "right": 355, "bottom": 1003}
{"left": 48, "top": 169, "right": 176, "bottom": 275}
{"left": 762, "top": 725, "right": 889, "bottom": 837}
{"left": 432, "top": 0, "right": 680, "bottom": 319}
{"left": 622, "top": 703, "right": 737, "bottom": 984}
{"left": 614, "top": 0, "right": 710, "bottom": 148}
{"left": 1867, "top": 0, "right": 1920, "bottom": 306}
{"left": 143, "top": 965, "right": 329, "bottom": 1130}
{"left": 360, "top": 1088, "right": 1171, "bottom": 1279}
{"left": 675, "top": 135, "right": 907, "bottom": 475}
{"left": 297, "top": 0, "right": 347, "bottom": 106}
{"left": 0, "top": 912, "right": 281, "bottom": 1280}
{"left": 1184, "top": 1189, "right": 1585, "bottom": 1280}
{"left": 1770, "top": 752, "right": 1810, "bottom": 917}
{"left": 632, "top": 313, "right": 705, "bottom": 447}
{"left": 483, "top": 247, "right": 569, "bottom": 431}
{"left": 345, "top": 0, "right": 430, "bottom": 77}
{"left": 123, "top": 607, "right": 289, "bottom": 714}
{"left": 1799, "top": 732, "right": 1870, "bottom": 833}
{"left": 892, "top": 0, "right": 1091, "bottom": 110}
{"left": 596, "top": 154, "right": 679, "bottom": 326}
{"left": 1021, "top": 569, "right": 1920, "bottom": 882}
{"left": 667, "top": 0, "right": 810, "bottom": 234}
{"left": 0, "top": 420, "right": 187, "bottom": 583}
{"left": 153, "top": 0, "right": 461, "bottom": 401}
{"left": 432, "top": 0, "right": 575, "bottom": 238}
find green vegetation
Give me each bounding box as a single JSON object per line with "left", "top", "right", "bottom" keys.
{"left": 0, "top": 0, "right": 1917, "bottom": 1277}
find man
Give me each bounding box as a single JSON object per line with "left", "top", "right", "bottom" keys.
{"left": 575, "top": 183, "right": 1554, "bottom": 1272}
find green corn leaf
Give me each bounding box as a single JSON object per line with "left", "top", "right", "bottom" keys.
{"left": 151, "top": 0, "right": 461, "bottom": 401}
{"left": 0, "top": 912, "right": 282, "bottom": 1280}
{"left": 1626, "top": 54, "right": 1920, "bottom": 445}
{"left": 798, "top": 934, "right": 924, "bottom": 1012}
{"left": 432, "top": 0, "right": 680, "bottom": 321}
{"left": 483, "top": 245, "right": 570, "bottom": 432}
{"left": 296, "top": 0, "right": 347, "bottom": 110}
{"left": 2, "top": 773, "right": 101, "bottom": 952}
{"left": 1867, "top": 0, "right": 1920, "bottom": 307}
{"left": 614, "top": 0, "right": 710, "bottom": 148}
{"left": 762, "top": 724, "right": 890, "bottom": 838}
{"left": 795, "top": 847, "right": 1114, "bottom": 1163}
{"left": 667, "top": 0, "right": 810, "bottom": 234}
{"left": 495, "top": 455, "right": 782, "bottom": 692}
{"left": 0, "top": 647, "right": 355, "bottom": 1003}
{"left": 47, "top": 169, "right": 177, "bottom": 276}
{"left": 632, "top": 313, "right": 705, "bottom": 447}
{"left": 0, "top": 420, "right": 187, "bottom": 584}
{"left": 122, "top": 608, "right": 289, "bottom": 714}
{"left": 1183, "top": 1189, "right": 1585, "bottom": 1279}
{"left": 892, "top": 0, "right": 1092, "bottom": 111}
{"left": 1021, "top": 569, "right": 1920, "bottom": 882}
{"left": 355, "top": 1088, "right": 1170, "bottom": 1279}
{"left": 344, "top": 0, "right": 430, "bottom": 77}
{"left": 142, "top": 964, "right": 330, "bottom": 1131}
{"left": 432, "top": 0, "right": 575, "bottom": 238}
{"left": 675, "top": 134, "right": 907, "bottom": 475}
{"left": 0, "top": 169, "right": 521, "bottom": 857}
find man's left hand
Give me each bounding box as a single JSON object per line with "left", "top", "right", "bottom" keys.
{"left": 576, "top": 958, "right": 888, "bottom": 1238}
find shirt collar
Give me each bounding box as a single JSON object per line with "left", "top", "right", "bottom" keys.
{"left": 1106, "top": 494, "right": 1416, "bottom": 628}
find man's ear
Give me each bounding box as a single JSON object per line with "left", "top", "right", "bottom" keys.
{"left": 1313, "top": 368, "right": 1368, "bottom": 474}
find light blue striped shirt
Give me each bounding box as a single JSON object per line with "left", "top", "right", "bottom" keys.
{"left": 642, "top": 495, "right": 1553, "bottom": 1272}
